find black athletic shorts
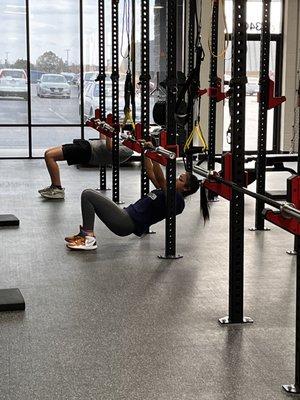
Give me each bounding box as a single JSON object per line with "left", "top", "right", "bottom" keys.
{"left": 62, "top": 139, "right": 92, "bottom": 165}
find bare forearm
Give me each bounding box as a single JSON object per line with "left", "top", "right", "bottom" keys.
{"left": 152, "top": 162, "right": 166, "bottom": 187}
{"left": 144, "top": 156, "right": 166, "bottom": 189}
{"left": 106, "top": 136, "right": 113, "bottom": 151}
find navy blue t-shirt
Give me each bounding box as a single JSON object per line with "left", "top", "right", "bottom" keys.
{"left": 125, "top": 189, "right": 185, "bottom": 236}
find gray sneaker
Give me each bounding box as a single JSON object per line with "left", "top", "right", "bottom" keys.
{"left": 38, "top": 185, "right": 52, "bottom": 194}
{"left": 40, "top": 187, "right": 65, "bottom": 199}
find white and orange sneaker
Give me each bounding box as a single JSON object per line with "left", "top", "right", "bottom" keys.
{"left": 65, "top": 226, "right": 85, "bottom": 243}
{"left": 66, "top": 235, "right": 97, "bottom": 251}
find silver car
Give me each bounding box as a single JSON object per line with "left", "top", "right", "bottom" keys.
{"left": 37, "top": 74, "right": 71, "bottom": 98}
{"left": 0, "top": 68, "right": 27, "bottom": 100}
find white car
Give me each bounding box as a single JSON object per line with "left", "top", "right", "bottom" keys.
{"left": 84, "top": 71, "right": 99, "bottom": 82}
{"left": 37, "top": 74, "right": 71, "bottom": 98}
{"left": 0, "top": 68, "right": 27, "bottom": 100}
{"left": 82, "top": 80, "right": 124, "bottom": 121}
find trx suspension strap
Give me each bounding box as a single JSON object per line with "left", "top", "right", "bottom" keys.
{"left": 121, "top": 0, "right": 135, "bottom": 132}
{"left": 175, "top": 0, "right": 205, "bottom": 126}
{"left": 181, "top": 0, "right": 208, "bottom": 168}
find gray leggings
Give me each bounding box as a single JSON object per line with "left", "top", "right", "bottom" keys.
{"left": 81, "top": 189, "right": 135, "bottom": 236}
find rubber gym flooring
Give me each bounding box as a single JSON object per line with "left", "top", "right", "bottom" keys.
{"left": 0, "top": 159, "right": 296, "bottom": 399}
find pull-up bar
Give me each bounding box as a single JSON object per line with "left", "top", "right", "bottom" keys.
{"left": 121, "top": 133, "right": 176, "bottom": 160}
{"left": 87, "top": 114, "right": 177, "bottom": 165}
{"left": 193, "top": 164, "right": 300, "bottom": 222}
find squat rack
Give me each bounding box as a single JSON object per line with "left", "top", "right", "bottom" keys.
{"left": 97, "top": 0, "right": 107, "bottom": 191}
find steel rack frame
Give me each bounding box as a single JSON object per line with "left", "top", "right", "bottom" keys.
{"left": 111, "top": 0, "right": 123, "bottom": 204}
{"left": 97, "top": 0, "right": 108, "bottom": 191}
{"left": 158, "top": 0, "right": 181, "bottom": 259}
{"left": 283, "top": 82, "right": 300, "bottom": 395}
{"left": 185, "top": 0, "right": 197, "bottom": 172}
{"left": 253, "top": 0, "right": 272, "bottom": 231}
{"left": 207, "top": 0, "right": 220, "bottom": 183}
{"left": 220, "top": 0, "right": 252, "bottom": 324}
{"left": 140, "top": 0, "right": 151, "bottom": 205}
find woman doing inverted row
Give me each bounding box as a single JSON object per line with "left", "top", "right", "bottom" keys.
{"left": 65, "top": 148, "right": 201, "bottom": 250}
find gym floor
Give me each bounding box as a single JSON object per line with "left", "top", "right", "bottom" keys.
{"left": 0, "top": 159, "right": 296, "bottom": 400}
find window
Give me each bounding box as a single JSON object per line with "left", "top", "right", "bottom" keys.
{"left": 223, "top": 0, "right": 283, "bottom": 152}
{"left": 0, "top": 1, "right": 28, "bottom": 130}
{"left": 0, "top": 0, "right": 184, "bottom": 157}
{"left": 29, "top": 0, "right": 80, "bottom": 126}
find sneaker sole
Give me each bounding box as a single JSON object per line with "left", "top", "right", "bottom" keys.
{"left": 66, "top": 244, "right": 97, "bottom": 251}
{"left": 41, "top": 193, "right": 65, "bottom": 199}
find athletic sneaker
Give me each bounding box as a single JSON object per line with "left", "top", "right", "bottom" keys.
{"left": 38, "top": 186, "right": 52, "bottom": 194}
{"left": 66, "top": 235, "right": 97, "bottom": 251}
{"left": 40, "top": 187, "right": 65, "bottom": 199}
{"left": 65, "top": 226, "right": 84, "bottom": 243}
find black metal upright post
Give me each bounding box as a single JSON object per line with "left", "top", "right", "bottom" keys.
{"left": 185, "top": 0, "right": 196, "bottom": 172}
{"left": 283, "top": 99, "right": 300, "bottom": 392}
{"left": 159, "top": 0, "right": 181, "bottom": 259}
{"left": 140, "top": 0, "right": 150, "bottom": 199}
{"left": 79, "top": 0, "right": 84, "bottom": 140}
{"left": 25, "top": 0, "right": 32, "bottom": 158}
{"left": 111, "top": 0, "right": 122, "bottom": 204}
{"left": 253, "top": 0, "right": 271, "bottom": 231}
{"left": 287, "top": 83, "right": 300, "bottom": 256}
{"left": 98, "top": 0, "right": 108, "bottom": 191}
{"left": 219, "top": 0, "right": 252, "bottom": 325}
{"left": 207, "top": 0, "right": 219, "bottom": 200}
{"left": 131, "top": 0, "right": 136, "bottom": 122}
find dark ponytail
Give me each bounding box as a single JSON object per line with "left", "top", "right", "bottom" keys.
{"left": 183, "top": 174, "right": 210, "bottom": 222}
{"left": 182, "top": 174, "right": 200, "bottom": 198}
{"left": 200, "top": 182, "right": 210, "bottom": 222}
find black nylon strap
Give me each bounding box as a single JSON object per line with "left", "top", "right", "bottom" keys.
{"left": 124, "top": 71, "right": 134, "bottom": 111}
{"left": 175, "top": 43, "right": 205, "bottom": 122}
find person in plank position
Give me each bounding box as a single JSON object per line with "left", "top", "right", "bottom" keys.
{"left": 64, "top": 148, "right": 202, "bottom": 250}
{"left": 39, "top": 133, "right": 133, "bottom": 199}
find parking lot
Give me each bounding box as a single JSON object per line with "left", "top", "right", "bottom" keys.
{"left": 0, "top": 86, "right": 274, "bottom": 156}
{"left": 0, "top": 84, "right": 80, "bottom": 125}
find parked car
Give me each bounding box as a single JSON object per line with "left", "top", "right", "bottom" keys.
{"left": 0, "top": 68, "right": 27, "bottom": 100}
{"left": 84, "top": 71, "right": 98, "bottom": 82}
{"left": 61, "top": 72, "right": 76, "bottom": 84}
{"left": 37, "top": 74, "right": 71, "bottom": 98}
{"left": 80, "top": 80, "right": 127, "bottom": 121}
{"left": 246, "top": 77, "right": 259, "bottom": 96}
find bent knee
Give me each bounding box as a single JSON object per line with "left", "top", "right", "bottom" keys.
{"left": 81, "top": 189, "right": 95, "bottom": 199}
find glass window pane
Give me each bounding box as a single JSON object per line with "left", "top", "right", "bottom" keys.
{"left": 29, "top": 1, "right": 80, "bottom": 125}
{"left": 82, "top": 0, "right": 99, "bottom": 123}
{"left": 223, "top": 41, "right": 276, "bottom": 152}
{"left": 32, "top": 127, "right": 82, "bottom": 157}
{"left": 0, "top": 127, "right": 28, "bottom": 157}
{"left": 0, "top": 1, "right": 28, "bottom": 124}
{"left": 225, "top": 1, "right": 282, "bottom": 34}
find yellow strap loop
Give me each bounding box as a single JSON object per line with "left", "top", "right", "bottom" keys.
{"left": 122, "top": 108, "right": 135, "bottom": 131}
{"left": 184, "top": 121, "right": 208, "bottom": 153}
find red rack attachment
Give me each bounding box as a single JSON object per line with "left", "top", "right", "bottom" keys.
{"left": 257, "top": 78, "right": 286, "bottom": 110}
{"left": 263, "top": 175, "right": 300, "bottom": 236}
{"left": 268, "top": 79, "right": 286, "bottom": 110}
{"left": 203, "top": 153, "right": 233, "bottom": 201}
{"left": 207, "top": 77, "right": 227, "bottom": 102}
{"left": 197, "top": 88, "right": 208, "bottom": 98}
